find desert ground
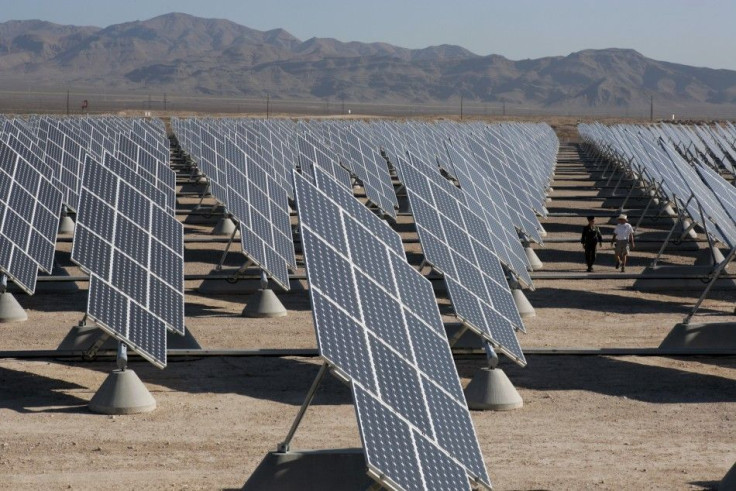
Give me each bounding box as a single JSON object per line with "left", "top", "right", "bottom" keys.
{"left": 1, "top": 126, "right": 735, "bottom": 490}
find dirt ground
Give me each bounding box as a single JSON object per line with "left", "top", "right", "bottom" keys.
{"left": 1, "top": 137, "right": 735, "bottom": 490}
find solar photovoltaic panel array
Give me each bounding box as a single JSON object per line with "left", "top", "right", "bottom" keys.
{"left": 339, "top": 128, "right": 398, "bottom": 218}
{"left": 579, "top": 123, "right": 736, "bottom": 249}
{"left": 398, "top": 153, "right": 526, "bottom": 365}
{"left": 171, "top": 118, "right": 297, "bottom": 290}
{"left": 295, "top": 167, "right": 491, "bottom": 490}
{"left": 444, "top": 140, "right": 534, "bottom": 288}
{"left": 224, "top": 134, "right": 296, "bottom": 290}
{"left": 71, "top": 154, "right": 184, "bottom": 368}
{"left": 0, "top": 136, "right": 63, "bottom": 294}
{"left": 116, "top": 133, "right": 176, "bottom": 215}
{"left": 297, "top": 133, "right": 354, "bottom": 190}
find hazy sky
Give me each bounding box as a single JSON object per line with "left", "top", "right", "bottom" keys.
{"left": 3, "top": 0, "right": 735, "bottom": 70}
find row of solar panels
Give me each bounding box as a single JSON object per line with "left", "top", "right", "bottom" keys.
{"left": 1, "top": 114, "right": 559, "bottom": 490}
{"left": 172, "top": 118, "right": 556, "bottom": 289}
{"left": 578, "top": 123, "right": 736, "bottom": 250}
{"left": 285, "top": 121, "right": 557, "bottom": 490}
{"left": 652, "top": 122, "right": 736, "bottom": 177}
{"left": 172, "top": 118, "right": 557, "bottom": 364}
{"left": 0, "top": 116, "right": 184, "bottom": 368}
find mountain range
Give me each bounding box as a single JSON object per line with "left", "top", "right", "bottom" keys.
{"left": 1, "top": 12, "right": 736, "bottom": 114}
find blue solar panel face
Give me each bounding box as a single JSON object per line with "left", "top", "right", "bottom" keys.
{"left": 72, "top": 159, "right": 185, "bottom": 368}
{"left": 0, "top": 138, "right": 63, "bottom": 294}
{"left": 340, "top": 129, "right": 398, "bottom": 218}
{"left": 219, "top": 135, "right": 296, "bottom": 291}
{"left": 295, "top": 168, "right": 491, "bottom": 490}
{"left": 353, "top": 386, "right": 425, "bottom": 491}
{"left": 444, "top": 142, "right": 534, "bottom": 288}
{"left": 313, "top": 168, "right": 404, "bottom": 256}
{"left": 397, "top": 155, "right": 526, "bottom": 364}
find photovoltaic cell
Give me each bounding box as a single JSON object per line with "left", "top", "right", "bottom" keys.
{"left": 295, "top": 168, "right": 492, "bottom": 490}
{"left": 71, "top": 158, "right": 185, "bottom": 368}
{"left": 397, "top": 154, "right": 526, "bottom": 365}
{"left": 0, "top": 137, "right": 63, "bottom": 294}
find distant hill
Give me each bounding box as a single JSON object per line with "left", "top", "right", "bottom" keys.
{"left": 1, "top": 12, "right": 736, "bottom": 114}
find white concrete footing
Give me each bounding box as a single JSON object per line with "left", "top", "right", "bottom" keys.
{"left": 242, "top": 289, "right": 288, "bottom": 318}
{"left": 88, "top": 369, "right": 156, "bottom": 415}
{"left": 212, "top": 217, "right": 238, "bottom": 236}
{"left": 0, "top": 292, "right": 27, "bottom": 322}
{"left": 512, "top": 288, "right": 536, "bottom": 318}
{"left": 464, "top": 367, "right": 523, "bottom": 411}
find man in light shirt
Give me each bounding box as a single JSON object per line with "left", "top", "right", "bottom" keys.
{"left": 611, "top": 214, "right": 635, "bottom": 272}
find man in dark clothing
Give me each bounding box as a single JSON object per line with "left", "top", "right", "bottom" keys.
{"left": 581, "top": 216, "right": 603, "bottom": 272}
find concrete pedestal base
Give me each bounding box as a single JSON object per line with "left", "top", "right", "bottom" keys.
{"left": 694, "top": 246, "right": 727, "bottom": 267}
{"left": 58, "top": 215, "right": 75, "bottom": 235}
{"left": 659, "top": 322, "right": 736, "bottom": 350}
{"left": 0, "top": 292, "right": 27, "bottom": 322}
{"left": 464, "top": 367, "right": 523, "bottom": 411}
{"left": 525, "top": 246, "right": 544, "bottom": 271}
{"left": 512, "top": 288, "right": 536, "bottom": 318}
{"left": 242, "top": 289, "right": 288, "bottom": 318}
{"left": 243, "top": 449, "right": 371, "bottom": 491}
{"left": 720, "top": 462, "right": 736, "bottom": 490}
{"left": 88, "top": 369, "right": 156, "bottom": 415}
{"left": 633, "top": 265, "right": 736, "bottom": 292}
{"left": 212, "top": 217, "right": 238, "bottom": 236}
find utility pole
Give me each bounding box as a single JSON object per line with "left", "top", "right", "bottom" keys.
{"left": 66, "top": 90, "right": 70, "bottom": 116}
{"left": 650, "top": 95, "right": 654, "bottom": 122}
{"left": 163, "top": 92, "right": 167, "bottom": 111}
{"left": 266, "top": 93, "right": 270, "bottom": 120}
{"left": 460, "top": 95, "right": 464, "bottom": 120}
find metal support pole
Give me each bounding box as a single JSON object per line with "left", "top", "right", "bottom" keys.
{"left": 278, "top": 362, "right": 330, "bottom": 453}
{"left": 618, "top": 178, "right": 639, "bottom": 212}
{"left": 610, "top": 167, "right": 628, "bottom": 196}
{"left": 484, "top": 342, "right": 499, "bottom": 369}
{"left": 193, "top": 182, "right": 210, "bottom": 211}
{"left": 683, "top": 247, "right": 736, "bottom": 324}
{"left": 0, "top": 274, "right": 7, "bottom": 294}
{"left": 117, "top": 342, "right": 128, "bottom": 371}
{"left": 634, "top": 196, "right": 655, "bottom": 232}
{"left": 448, "top": 324, "right": 470, "bottom": 348}
{"left": 215, "top": 223, "right": 240, "bottom": 271}
{"left": 651, "top": 213, "right": 681, "bottom": 268}
{"left": 695, "top": 201, "right": 717, "bottom": 263}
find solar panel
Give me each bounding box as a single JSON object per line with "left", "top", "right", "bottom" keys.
{"left": 297, "top": 134, "right": 353, "bottom": 190}
{"left": 0, "top": 136, "right": 63, "bottom": 294}
{"left": 223, "top": 135, "right": 296, "bottom": 290}
{"left": 397, "top": 153, "right": 526, "bottom": 364}
{"left": 295, "top": 167, "right": 492, "bottom": 490}
{"left": 340, "top": 129, "right": 398, "bottom": 218}
{"left": 71, "top": 158, "right": 185, "bottom": 368}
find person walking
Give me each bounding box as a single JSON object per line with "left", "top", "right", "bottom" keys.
{"left": 611, "top": 214, "right": 635, "bottom": 272}
{"left": 581, "top": 215, "right": 603, "bottom": 272}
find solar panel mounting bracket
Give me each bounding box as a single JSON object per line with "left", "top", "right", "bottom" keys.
{"left": 216, "top": 223, "right": 241, "bottom": 271}
{"left": 364, "top": 467, "right": 401, "bottom": 491}
{"left": 277, "top": 362, "right": 329, "bottom": 454}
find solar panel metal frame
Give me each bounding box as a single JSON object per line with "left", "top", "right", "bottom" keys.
{"left": 71, "top": 157, "right": 185, "bottom": 368}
